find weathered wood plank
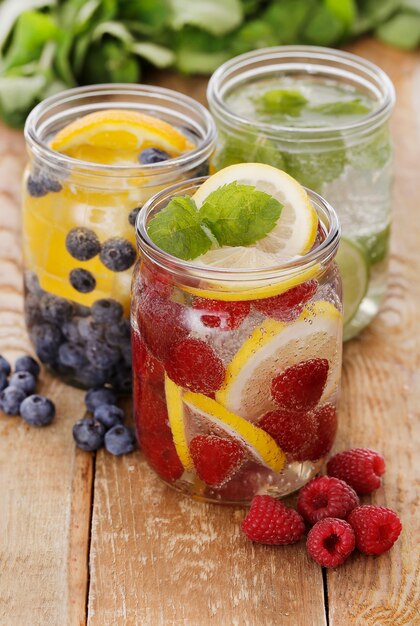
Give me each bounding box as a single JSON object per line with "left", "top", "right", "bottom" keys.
{"left": 0, "top": 127, "right": 92, "bottom": 626}
{"left": 327, "top": 40, "right": 420, "bottom": 626}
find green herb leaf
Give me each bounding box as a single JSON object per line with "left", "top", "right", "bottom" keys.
{"left": 199, "top": 182, "right": 283, "bottom": 247}
{"left": 283, "top": 139, "right": 347, "bottom": 193}
{"left": 3, "top": 11, "right": 60, "bottom": 70}
{"left": 212, "top": 130, "right": 286, "bottom": 171}
{"left": 376, "top": 12, "right": 420, "bottom": 50}
{"left": 147, "top": 196, "right": 212, "bottom": 261}
{"left": 169, "top": 0, "right": 243, "bottom": 36}
{"left": 258, "top": 89, "right": 308, "bottom": 116}
{"left": 309, "top": 98, "right": 371, "bottom": 116}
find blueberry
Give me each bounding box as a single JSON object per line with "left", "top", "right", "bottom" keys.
{"left": 69, "top": 268, "right": 96, "bottom": 293}
{"left": 0, "top": 372, "right": 8, "bottom": 392}
{"left": 78, "top": 317, "right": 104, "bottom": 341}
{"left": 20, "top": 394, "right": 55, "bottom": 426}
{"left": 128, "top": 206, "right": 141, "bottom": 227}
{"left": 85, "top": 386, "right": 117, "bottom": 412}
{"left": 9, "top": 371, "right": 36, "bottom": 395}
{"left": 99, "top": 238, "right": 136, "bottom": 272}
{"left": 0, "top": 355, "right": 11, "bottom": 376}
{"left": 27, "top": 173, "right": 62, "bottom": 197}
{"left": 15, "top": 355, "right": 41, "bottom": 378}
{"left": 40, "top": 293, "right": 73, "bottom": 325}
{"left": 24, "top": 294, "right": 43, "bottom": 325}
{"left": 43, "top": 176, "right": 62, "bottom": 193}
{"left": 31, "top": 323, "right": 62, "bottom": 364}
{"left": 112, "top": 366, "right": 132, "bottom": 393}
{"left": 58, "top": 343, "right": 87, "bottom": 369}
{"left": 0, "top": 386, "right": 26, "bottom": 415}
{"left": 73, "top": 417, "right": 105, "bottom": 451}
{"left": 104, "top": 424, "right": 136, "bottom": 455}
{"left": 105, "top": 319, "right": 130, "bottom": 347}
{"left": 94, "top": 404, "right": 124, "bottom": 429}
{"left": 195, "top": 159, "right": 210, "bottom": 177}
{"left": 66, "top": 227, "right": 101, "bottom": 261}
{"left": 76, "top": 366, "right": 110, "bottom": 389}
{"left": 74, "top": 303, "right": 91, "bottom": 318}
{"left": 138, "top": 147, "right": 170, "bottom": 164}
{"left": 62, "top": 320, "right": 81, "bottom": 343}
{"left": 24, "top": 271, "right": 42, "bottom": 295}
{"left": 86, "top": 339, "right": 120, "bottom": 369}
{"left": 121, "top": 343, "right": 132, "bottom": 367}
{"left": 91, "top": 299, "right": 123, "bottom": 324}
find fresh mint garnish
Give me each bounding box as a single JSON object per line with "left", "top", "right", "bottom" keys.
{"left": 199, "top": 181, "right": 283, "bottom": 247}
{"left": 213, "top": 129, "right": 285, "bottom": 171}
{"left": 309, "top": 98, "right": 371, "bottom": 116}
{"left": 258, "top": 89, "right": 308, "bottom": 116}
{"left": 147, "top": 196, "right": 212, "bottom": 260}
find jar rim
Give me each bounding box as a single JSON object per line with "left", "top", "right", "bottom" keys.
{"left": 24, "top": 83, "right": 216, "bottom": 177}
{"left": 136, "top": 175, "right": 341, "bottom": 283}
{"left": 207, "top": 45, "right": 395, "bottom": 140}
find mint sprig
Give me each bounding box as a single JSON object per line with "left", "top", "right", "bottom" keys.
{"left": 258, "top": 89, "right": 308, "bottom": 116}
{"left": 199, "top": 182, "right": 283, "bottom": 247}
{"left": 309, "top": 98, "right": 372, "bottom": 116}
{"left": 147, "top": 182, "right": 283, "bottom": 259}
{"left": 147, "top": 196, "right": 212, "bottom": 261}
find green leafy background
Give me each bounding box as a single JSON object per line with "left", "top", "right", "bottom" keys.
{"left": 0, "top": 0, "right": 418, "bottom": 127}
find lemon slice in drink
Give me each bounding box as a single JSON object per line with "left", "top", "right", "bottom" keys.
{"left": 183, "top": 391, "right": 286, "bottom": 472}
{"left": 193, "top": 163, "right": 318, "bottom": 257}
{"left": 336, "top": 237, "right": 369, "bottom": 326}
{"left": 165, "top": 375, "right": 194, "bottom": 470}
{"left": 216, "top": 300, "right": 342, "bottom": 421}
{"left": 51, "top": 109, "right": 195, "bottom": 164}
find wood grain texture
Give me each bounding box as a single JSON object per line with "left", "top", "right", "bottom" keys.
{"left": 0, "top": 127, "right": 93, "bottom": 626}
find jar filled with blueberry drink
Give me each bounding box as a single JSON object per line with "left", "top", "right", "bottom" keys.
{"left": 132, "top": 164, "right": 343, "bottom": 504}
{"left": 22, "top": 84, "right": 216, "bottom": 391}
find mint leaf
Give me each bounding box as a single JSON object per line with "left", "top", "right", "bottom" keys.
{"left": 199, "top": 182, "right": 282, "bottom": 247}
{"left": 147, "top": 196, "right": 212, "bottom": 261}
{"left": 310, "top": 98, "right": 372, "bottom": 116}
{"left": 347, "top": 127, "right": 392, "bottom": 170}
{"left": 169, "top": 0, "right": 243, "bottom": 36}
{"left": 376, "top": 12, "right": 420, "bottom": 50}
{"left": 259, "top": 89, "right": 308, "bottom": 116}
{"left": 283, "top": 139, "right": 347, "bottom": 193}
{"left": 212, "top": 130, "right": 285, "bottom": 171}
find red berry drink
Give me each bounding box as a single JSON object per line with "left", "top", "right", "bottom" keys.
{"left": 132, "top": 164, "right": 343, "bottom": 504}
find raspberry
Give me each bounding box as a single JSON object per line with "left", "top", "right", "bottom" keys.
{"left": 132, "top": 332, "right": 164, "bottom": 383}
{"left": 258, "top": 408, "right": 317, "bottom": 461}
{"left": 348, "top": 506, "right": 402, "bottom": 555}
{"left": 190, "top": 435, "right": 245, "bottom": 487}
{"left": 192, "top": 297, "right": 250, "bottom": 330}
{"left": 327, "top": 448, "right": 385, "bottom": 495}
{"left": 305, "top": 404, "right": 338, "bottom": 460}
{"left": 241, "top": 495, "right": 305, "bottom": 545}
{"left": 253, "top": 280, "right": 318, "bottom": 322}
{"left": 136, "top": 383, "right": 169, "bottom": 437}
{"left": 307, "top": 518, "right": 355, "bottom": 567}
{"left": 271, "top": 358, "right": 329, "bottom": 412}
{"left": 137, "top": 286, "right": 188, "bottom": 361}
{"left": 141, "top": 430, "right": 184, "bottom": 482}
{"left": 165, "top": 338, "right": 226, "bottom": 395}
{"left": 297, "top": 476, "right": 359, "bottom": 524}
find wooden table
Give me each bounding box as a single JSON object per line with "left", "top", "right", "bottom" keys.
{"left": 0, "top": 39, "right": 419, "bottom": 626}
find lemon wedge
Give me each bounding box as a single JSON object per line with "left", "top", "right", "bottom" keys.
{"left": 50, "top": 109, "right": 195, "bottom": 164}
{"left": 193, "top": 163, "right": 318, "bottom": 258}
{"left": 183, "top": 391, "right": 286, "bottom": 472}
{"left": 164, "top": 375, "right": 194, "bottom": 470}
{"left": 216, "top": 300, "right": 342, "bottom": 421}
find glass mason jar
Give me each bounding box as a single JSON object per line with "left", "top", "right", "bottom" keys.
{"left": 207, "top": 46, "right": 395, "bottom": 341}
{"left": 132, "top": 178, "right": 343, "bottom": 505}
{"left": 22, "top": 84, "right": 216, "bottom": 391}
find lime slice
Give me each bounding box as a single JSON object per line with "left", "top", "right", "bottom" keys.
{"left": 336, "top": 237, "right": 369, "bottom": 326}
{"left": 165, "top": 375, "right": 193, "bottom": 470}
{"left": 216, "top": 300, "right": 342, "bottom": 421}
{"left": 183, "top": 391, "right": 286, "bottom": 472}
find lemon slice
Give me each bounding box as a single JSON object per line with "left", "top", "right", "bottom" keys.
{"left": 165, "top": 375, "right": 194, "bottom": 470}
{"left": 216, "top": 300, "right": 342, "bottom": 421}
{"left": 183, "top": 391, "right": 286, "bottom": 472}
{"left": 193, "top": 163, "right": 318, "bottom": 257}
{"left": 50, "top": 109, "right": 195, "bottom": 164}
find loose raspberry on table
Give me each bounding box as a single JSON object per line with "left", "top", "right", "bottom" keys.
{"left": 190, "top": 435, "right": 245, "bottom": 488}
{"left": 297, "top": 476, "right": 359, "bottom": 524}
{"left": 192, "top": 297, "right": 250, "bottom": 331}
{"left": 271, "top": 358, "right": 329, "bottom": 412}
{"left": 165, "top": 338, "right": 226, "bottom": 395}
{"left": 348, "top": 505, "right": 402, "bottom": 555}
{"left": 307, "top": 518, "right": 355, "bottom": 567}
{"left": 327, "top": 448, "right": 386, "bottom": 495}
{"left": 137, "top": 286, "right": 188, "bottom": 361}
{"left": 305, "top": 404, "right": 338, "bottom": 461}
{"left": 253, "top": 280, "right": 318, "bottom": 322}
{"left": 241, "top": 495, "right": 305, "bottom": 545}
{"left": 258, "top": 408, "right": 317, "bottom": 461}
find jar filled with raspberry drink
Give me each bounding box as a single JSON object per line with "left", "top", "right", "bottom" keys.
{"left": 132, "top": 164, "right": 343, "bottom": 504}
